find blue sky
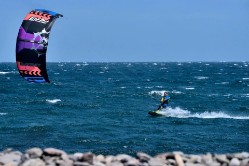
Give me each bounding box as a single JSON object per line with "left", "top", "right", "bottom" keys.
{"left": 0, "top": 0, "right": 249, "bottom": 62}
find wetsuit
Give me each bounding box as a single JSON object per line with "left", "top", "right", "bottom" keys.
{"left": 158, "top": 95, "right": 170, "bottom": 109}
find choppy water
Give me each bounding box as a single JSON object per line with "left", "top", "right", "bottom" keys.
{"left": 0, "top": 62, "right": 249, "bottom": 155}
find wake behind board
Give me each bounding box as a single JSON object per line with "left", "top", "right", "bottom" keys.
{"left": 148, "top": 110, "right": 164, "bottom": 116}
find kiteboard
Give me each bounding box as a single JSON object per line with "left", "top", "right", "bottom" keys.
{"left": 148, "top": 110, "right": 164, "bottom": 116}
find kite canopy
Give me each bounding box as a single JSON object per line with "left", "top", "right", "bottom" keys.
{"left": 16, "top": 9, "right": 63, "bottom": 83}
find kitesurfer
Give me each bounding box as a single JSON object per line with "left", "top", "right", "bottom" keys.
{"left": 157, "top": 91, "right": 170, "bottom": 110}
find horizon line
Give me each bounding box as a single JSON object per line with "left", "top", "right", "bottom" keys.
{"left": 1, "top": 61, "right": 249, "bottom": 63}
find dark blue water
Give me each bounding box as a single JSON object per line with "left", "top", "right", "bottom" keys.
{"left": 1, "top": 62, "right": 249, "bottom": 155}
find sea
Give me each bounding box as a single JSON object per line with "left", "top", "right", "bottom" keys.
{"left": 0, "top": 62, "right": 249, "bottom": 156}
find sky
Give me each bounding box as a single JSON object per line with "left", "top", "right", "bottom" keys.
{"left": 0, "top": 0, "right": 249, "bottom": 62}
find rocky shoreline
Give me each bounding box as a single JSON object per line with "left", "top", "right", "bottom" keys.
{"left": 0, "top": 148, "right": 248, "bottom": 166}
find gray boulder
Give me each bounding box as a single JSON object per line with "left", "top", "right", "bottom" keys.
{"left": 0, "top": 152, "right": 21, "bottom": 165}
{"left": 26, "top": 148, "right": 43, "bottom": 158}
{"left": 240, "top": 159, "right": 249, "bottom": 166}
{"left": 215, "top": 154, "right": 229, "bottom": 164}
{"left": 136, "top": 152, "right": 151, "bottom": 163}
{"left": 229, "top": 158, "right": 240, "bottom": 166}
{"left": 22, "top": 158, "right": 45, "bottom": 166}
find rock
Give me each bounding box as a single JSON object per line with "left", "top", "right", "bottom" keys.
{"left": 201, "top": 153, "right": 213, "bottom": 165}
{"left": 4, "top": 163, "right": 18, "bottom": 166}
{"left": 189, "top": 155, "right": 202, "bottom": 163}
{"left": 109, "top": 161, "right": 124, "bottom": 166}
{"left": 115, "top": 154, "right": 133, "bottom": 163}
{"left": 43, "top": 148, "right": 66, "bottom": 157}
{"left": 26, "top": 148, "right": 43, "bottom": 158}
{"left": 124, "top": 159, "right": 140, "bottom": 166}
{"left": 22, "top": 158, "right": 45, "bottom": 166}
{"left": 74, "top": 161, "right": 91, "bottom": 166}
{"left": 136, "top": 152, "right": 151, "bottom": 163}
{"left": 175, "top": 154, "right": 184, "bottom": 166}
{"left": 70, "top": 153, "right": 83, "bottom": 161}
{"left": 173, "top": 151, "right": 184, "bottom": 156}
{"left": 139, "top": 163, "right": 149, "bottom": 166}
{"left": 94, "top": 161, "right": 106, "bottom": 166}
{"left": 185, "top": 163, "right": 206, "bottom": 166}
{"left": 0, "top": 152, "right": 21, "bottom": 165}
{"left": 240, "top": 159, "right": 249, "bottom": 166}
{"left": 2, "top": 149, "right": 13, "bottom": 154}
{"left": 56, "top": 159, "right": 73, "bottom": 166}
{"left": 208, "top": 162, "right": 221, "bottom": 166}
{"left": 81, "top": 152, "right": 94, "bottom": 164}
{"left": 148, "top": 158, "right": 165, "bottom": 166}
{"left": 168, "top": 159, "right": 176, "bottom": 165}
{"left": 234, "top": 152, "right": 249, "bottom": 160}
{"left": 154, "top": 153, "right": 171, "bottom": 160}
{"left": 165, "top": 153, "right": 175, "bottom": 160}
{"left": 96, "top": 154, "right": 105, "bottom": 163}
{"left": 105, "top": 155, "right": 115, "bottom": 165}
{"left": 43, "top": 157, "right": 57, "bottom": 166}
{"left": 229, "top": 158, "right": 240, "bottom": 166}
{"left": 215, "top": 154, "right": 229, "bottom": 164}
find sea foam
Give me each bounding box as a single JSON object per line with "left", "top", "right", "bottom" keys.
{"left": 149, "top": 90, "right": 168, "bottom": 96}
{"left": 159, "top": 107, "right": 249, "bottom": 120}
{"left": 46, "top": 99, "right": 61, "bottom": 104}
{"left": 0, "top": 71, "right": 11, "bottom": 75}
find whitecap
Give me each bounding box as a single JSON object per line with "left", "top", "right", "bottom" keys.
{"left": 172, "top": 90, "right": 183, "bottom": 94}
{"left": 208, "top": 94, "right": 219, "bottom": 97}
{"left": 145, "top": 87, "right": 153, "bottom": 89}
{"left": 242, "top": 78, "right": 249, "bottom": 80}
{"left": 241, "top": 94, "right": 249, "bottom": 98}
{"left": 149, "top": 90, "right": 166, "bottom": 96}
{"left": 215, "top": 82, "right": 229, "bottom": 85}
{"left": 82, "top": 63, "right": 89, "bottom": 66}
{"left": 156, "top": 86, "right": 163, "bottom": 88}
{"left": 185, "top": 87, "right": 195, "bottom": 90}
{"left": 46, "top": 99, "right": 61, "bottom": 104}
{"left": 0, "top": 71, "right": 11, "bottom": 75}
{"left": 195, "top": 76, "right": 208, "bottom": 80}
{"left": 0, "top": 113, "right": 7, "bottom": 115}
